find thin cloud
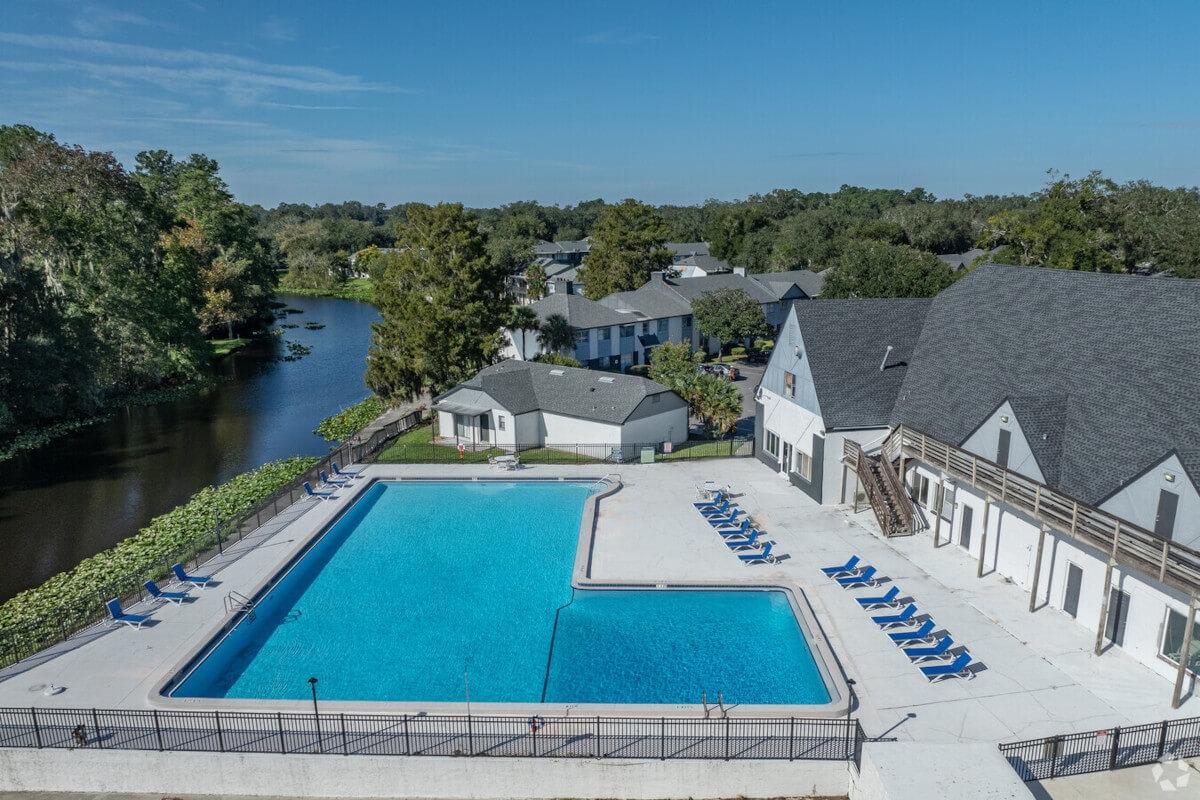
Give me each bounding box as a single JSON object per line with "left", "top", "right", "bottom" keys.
{"left": 0, "top": 32, "right": 399, "bottom": 93}
{"left": 580, "top": 30, "right": 660, "bottom": 46}
{"left": 71, "top": 5, "right": 168, "bottom": 37}
{"left": 260, "top": 16, "right": 299, "bottom": 43}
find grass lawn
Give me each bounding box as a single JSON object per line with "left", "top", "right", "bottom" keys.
{"left": 208, "top": 337, "right": 251, "bottom": 358}
{"left": 376, "top": 425, "right": 608, "bottom": 464}
{"left": 376, "top": 424, "right": 744, "bottom": 465}
{"left": 279, "top": 277, "right": 375, "bottom": 304}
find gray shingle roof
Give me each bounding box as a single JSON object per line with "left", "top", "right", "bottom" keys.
{"left": 534, "top": 238, "right": 590, "bottom": 256}
{"left": 666, "top": 241, "right": 710, "bottom": 257}
{"left": 892, "top": 263, "right": 1200, "bottom": 504}
{"left": 793, "top": 299, "right": 932, "bottom": 430}
{"left": 673, "top": 254, "right": 732, "bottom": 274}
{"left": 600, "top": 280, "right": 694, "bottom": 319}
{"left": 753, "top": 269, "right": 826, "bottom": 299}
{"left": 667, "top": 273, "right": 778, "bottom": 304}
{"left": 526, "top": 293, "right": 630, "bottom": 329}
{"left": 435, "top": 360, "right": 676, "bottom": 424}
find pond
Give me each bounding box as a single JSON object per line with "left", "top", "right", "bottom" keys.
{"left": 0, "top": 294, "right": 378, "bottom": 602}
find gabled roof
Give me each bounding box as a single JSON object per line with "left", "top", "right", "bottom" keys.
{"left": 792, "top": 299, "right": 932, "bottom": 430}
{"left": 666, "top": 273, "right": 778, "bottom": 304}
{"left": 600, "top": 280, "right": 694, "bottom": 319}
{"left": 673, "top": 253, "right": 734, "bottom": 276}
{"left": 435, "top": 360, "right": 677, "bottom": 424}
{"left": 534, "top": 238, "right": 590, "bottom": 256}
{"left": 891, "top": 263, "right": 1200, "bottom": 505}
{"left": 753, "top": 269, "right": 826, "bottom": 299}
{"left": 526, "top": 292, "right": 631, "bottom": 329}
{"left": 666, "top": 241, "right": 710, "bottom": 257}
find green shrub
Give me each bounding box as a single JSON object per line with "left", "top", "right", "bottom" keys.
{"left": 754, "top": 338, "right": 775, "bottom": 352}
{"left": 730, "top": 346, "right": 747, "bottom": 357}
{"left": 627, "top": 364, "right": 650, "bottom": 377}
{"left": 315, "top": 395, "right": 386, "bottom": 442}
{"left": 0, "top": 456, "right": 319, "bottom": 662}
{"left": 533, "top": 353, "right": 582, "bottom": 368}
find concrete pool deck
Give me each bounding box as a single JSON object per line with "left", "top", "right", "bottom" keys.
{"left": 0, "top": 457, "right": 1194, "bottom": 796}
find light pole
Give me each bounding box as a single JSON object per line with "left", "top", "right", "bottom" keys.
{"left": 308, "top": 676, "right": 322, "bottom": 753}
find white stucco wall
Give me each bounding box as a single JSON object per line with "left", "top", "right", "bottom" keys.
{"left": 539, "top": 412, "right": 622, "bottom": 445}
{"left": 619, "top": 405, "right": 688, "bottom": 445}
{"left": 960, "top": 400, "right": 1046, "bottom": 483}
{"left": 903, "top": 459, "right": 1197, "bottom": 687}
{"left": 1100, "top": 453, "right": 1200, "bottom": 547}
{"left": 758, "top": 385, "right": 824, "bottom": 476}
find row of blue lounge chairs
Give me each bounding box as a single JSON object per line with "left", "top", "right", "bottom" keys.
{"left": 106, "top": 563, "right": 214, "bottom": 629}
{"left": 304, "top": 463, "right": 362, "bottom": 500}
{"left": 694, "top": 491, "right": 777, "bottom": 565}
{"left": 822, "top": 555, "right": 974, "bottom": 682}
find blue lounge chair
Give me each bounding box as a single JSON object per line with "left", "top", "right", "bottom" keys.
{"left": 305, "top": 481, "right": 334, "bottom": 500}
{"left": 835, "top": 566, "right": 876, "bottom": 587}
{"left": 920, "top": 651, "right": 973, "bottom": 681}
{"left": 144, "top": 580, "right": 188, "bottom": 604}
{"left": 716, "top": 518, "right": 751, "bottom": 537}
{"left": 888, "top": 618, "right": 936, "bottom": 644}
{"left": 738, "top": 542, "right": 776, "bottom": 564}
{"left": 694, "top": 490, "right": 725, "bottom": 509}
{"left": 856, "top": 586, "right": 901, "bottom": 609}
{"left": 724, "top": 530, "right": 761, "bottom": 551}
{"left": 331, "top": 462, "right": 362, "bottom": 480}
{"left": 700, "top": 499, "right": 732, "bottom": 518}
{"left": 106, "top": 598, "right": 149, "bottom": 629}
{"left": 172, "top": 563, "right": 213, "bottom": 588}
{"left": 320, "top": 470, "right": 348, "bottom": 487}
{"left": 821, "top": 555, "right": 860, "bottom": 576}
{"left": 707, "top": 509, "right": 743, "bottom": 527}
{"left": 872, "top": 603, "right": 918, "bottom": 628}
{"left": 904, "top": 636, "right": 955, "bottom": 662}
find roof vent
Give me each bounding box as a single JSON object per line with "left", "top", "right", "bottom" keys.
{"left": 549, "top": 369, "right": 565, "bottom": 376}
{"left": 879, "top": 345, "right": 894, "bottom": 371}
{"left": 598, "top": 376, "right": 615, "bottom": 383}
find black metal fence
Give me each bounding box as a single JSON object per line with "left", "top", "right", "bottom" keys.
{"left": 999, "top": 716, "right": 1200, "bottom": 781}
{"left": 0, "top": 707, "right": 863, "bottom": 762}
{"left": 377, "top": 433, "right": 755, "bottom": 465}
{"left": 0, "top": 409, "right": 426, "bottom": 671}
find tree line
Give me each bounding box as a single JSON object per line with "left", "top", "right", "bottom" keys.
{"left": 0, "top": 126, "right": 275, "bottom": 441}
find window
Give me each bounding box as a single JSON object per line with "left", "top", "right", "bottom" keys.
{"left": 620, "top": 324, "right": 635, "bottom": 338}
{"left": 996, "top": 429, "right": 1011, "bottom": 468}
{"left": 940, "top": 485, "right": 955, "bottom": 520}
{"left": 576, "top": 331, "right": 589, "bottom": 345}
{"left": 497, "top": 415, "right": 506, "bottom": 431}
{"left": 795, "top": 450, "right": 813, "bottom": 480}
{"left": 911, "top": 474, "right": 930, "bottom": 507}
{"left": 657, "top": 318, "right": 669, "bottom": 336}
{"left": 784, "top": 371, "right": 796, "bottom": 399}
{"left": 652, "top": 393, "right": 662, "bottom": 404}
{"left": 682, "top": 315, "right": 693, "bottom": 330}
{"left": 600, "top": 327, "right": 612, "bottom": 341}
{"left": 1162, "top": 607, "right": 1200, "bottom": 671}
{"left": 765, "top": 430, "right": 780, "bottom": 458}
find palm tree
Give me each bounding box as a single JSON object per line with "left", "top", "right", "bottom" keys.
{"left": 691, "top": 374, "right": 741, "bottom": 437}
{"left": 507, "top": 305, "right": 541, "bottom": 359}
{"left": 537, "top": 313, "right": 576, "bottom": 356}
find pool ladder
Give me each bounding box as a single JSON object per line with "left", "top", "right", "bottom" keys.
{"left": 224, "top": 590, "right": 256, "bottom": 621}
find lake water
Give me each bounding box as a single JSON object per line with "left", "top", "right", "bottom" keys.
{"left": 0, "top": 294, "right": 378, "bottom": 602}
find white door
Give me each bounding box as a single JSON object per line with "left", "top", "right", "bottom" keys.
{"left": 781, "top": 441, "right": 793, "bottom": 476}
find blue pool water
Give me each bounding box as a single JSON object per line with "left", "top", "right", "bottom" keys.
{"left": 171, "top": 480, "right": 830, "bottom": 705}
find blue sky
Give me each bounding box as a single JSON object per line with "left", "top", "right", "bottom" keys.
{"left": 3, "top": 1, "right": 1199, "bottom": 207}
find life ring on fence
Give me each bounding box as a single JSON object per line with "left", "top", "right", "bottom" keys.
{"left": 457, "top": 443, "right": 466, "bottom": 460}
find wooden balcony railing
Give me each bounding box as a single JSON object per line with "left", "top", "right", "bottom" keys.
{"left": 886, "top": 425, "right": 1200, "bottom": 597}
{"left": 845, "top": 441, "right": 915, "bottom": 537}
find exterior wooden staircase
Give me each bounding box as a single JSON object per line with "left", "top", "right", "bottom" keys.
{"left": 844, "top": 433, "right": 915, "bottom": 537}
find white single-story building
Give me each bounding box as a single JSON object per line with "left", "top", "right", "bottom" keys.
{"left": 433, "top": 360, "right": 689, "bottom": 454}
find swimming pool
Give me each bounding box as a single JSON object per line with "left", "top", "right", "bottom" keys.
{"left": 167, "top": 479, "right": 833, "bottom": 707}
